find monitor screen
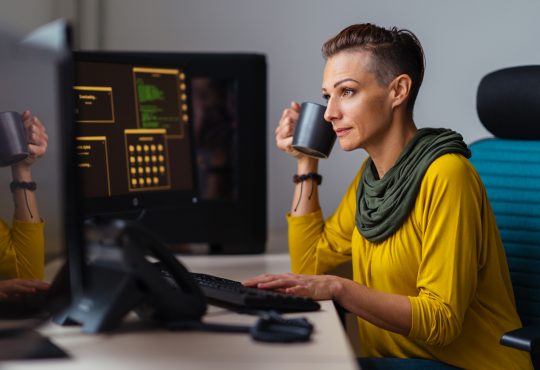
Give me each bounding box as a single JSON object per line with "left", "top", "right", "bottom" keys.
{"left": 74, "top": 52, "right": 267, "bottom": 254}
{"left": 74, "top": 56, "right": 197, "bottom": 215}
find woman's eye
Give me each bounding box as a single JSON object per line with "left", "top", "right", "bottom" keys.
{"left": 342, "top": 88, "right": 354, "bottom": 97}
{"left": 322, "top": 94, "right": 330, "bottom": 101}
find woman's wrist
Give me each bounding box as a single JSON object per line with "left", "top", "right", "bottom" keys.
{"left": 330, "top": 276, "right": 349, "bottom": 301}
{"left": 296, "top": 156, "right": 319, "bottom": 174}
{"left": 11, "top": 164, "right": 33, "bottom": 182}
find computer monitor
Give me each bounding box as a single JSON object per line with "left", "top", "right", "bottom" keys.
{"left": 73, "top": 52, "right": 267, "bottom": 254}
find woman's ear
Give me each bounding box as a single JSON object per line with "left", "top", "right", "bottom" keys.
{"left": 389, "top": 74, "right": 412, "bottom": 109}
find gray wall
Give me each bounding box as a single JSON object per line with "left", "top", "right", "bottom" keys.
{"left": 0, "top": 0, "right": 56, "bottom": 34}
{"left": 2, "top": 0, "right": 540, "bottom": 250}
{"left": 97, "top": 0, "right": 540, "bottom": 233}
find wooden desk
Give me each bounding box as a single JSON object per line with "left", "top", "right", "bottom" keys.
{"left": 2, "top": 254, "right": 358, "bottom": 370}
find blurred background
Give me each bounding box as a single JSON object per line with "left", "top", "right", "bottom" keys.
{"left": 1, "top": 0, "right": 539, "bottom": 252}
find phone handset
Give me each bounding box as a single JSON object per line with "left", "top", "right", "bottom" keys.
{"left": 71, "top": 218, "right": 207, "bottom": 333}
{"left": 117, "top": 220, "right": 207, "bottom": 322}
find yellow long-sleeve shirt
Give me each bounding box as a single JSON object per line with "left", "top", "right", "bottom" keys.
{"left": 0, "top": 218, "right": 44, "bottom": 279}
{"left": 288, "top": 154, "right": 532, "bottom": 370}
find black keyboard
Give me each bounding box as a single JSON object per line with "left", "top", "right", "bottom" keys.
{"left": 190, "top": 272, "right": 321, "bottom": 313}
{"left": 0, "top": 291, "right": 49, "bottom": 319}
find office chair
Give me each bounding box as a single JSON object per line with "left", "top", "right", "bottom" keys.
{"left": 469, "top": 65, "right": 540, "bottom": 369}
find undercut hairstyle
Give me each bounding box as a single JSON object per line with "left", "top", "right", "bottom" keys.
{"left": 322, "top": 23, "right": 425, "bottom": 112}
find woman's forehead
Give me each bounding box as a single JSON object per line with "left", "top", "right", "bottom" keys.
{"left": 322, "top": 50, "right": 376, "bottom": 87}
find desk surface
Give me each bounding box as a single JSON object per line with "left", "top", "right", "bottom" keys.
{"left": 2, "top": 254, "right": 358, "bottom": 370}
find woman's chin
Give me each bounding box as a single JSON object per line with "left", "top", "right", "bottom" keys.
{"left": 337, "top": 139, "right": 359, "bottom": 152}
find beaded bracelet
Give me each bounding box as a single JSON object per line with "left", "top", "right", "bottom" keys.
{"left": 292, "top": 173, "right": 322, "bottom": 185}
{"left": 10, "top": 180, "right": 37, "bottom": 192}
{"left": 10, "top": 181, "right": 37, "bottom": 219}
{"left": 292, "top": 173, "right": 322, "bottom": 212}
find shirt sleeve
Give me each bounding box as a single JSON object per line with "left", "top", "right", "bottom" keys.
{"left": 0, "top": 218, "right": 45, "bottom": 279}
{"left": 408, "top": 155, "right": 483, "bottom": 346}
{"left": 287, "top": 164, "right": 366, "bottom": 274}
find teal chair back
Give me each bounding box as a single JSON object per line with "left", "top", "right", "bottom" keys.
{"left": 469, "top": 138, "right": 540, "bottom": 327}
{"left": 469, "top": 65, "right": 540, "bottom": 368}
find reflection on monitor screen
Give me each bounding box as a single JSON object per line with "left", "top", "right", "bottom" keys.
{"left": 0, "top": 19, "right": 73, "bottom": 359}
{"left": 192, "top": 77, "right": 238, "bottom": 200}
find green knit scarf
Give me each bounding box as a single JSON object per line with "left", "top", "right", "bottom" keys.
{"left": 356, "top": 128, "right": 471, "bottom": 243}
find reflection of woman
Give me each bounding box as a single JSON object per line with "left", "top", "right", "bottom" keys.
{"left": 0, "top": 110, "right": 47, "bottom": 283}
{"left": 191, "top": 78, "right": 236, "bottom": 199}
{"left": 244, "top": 24, "right": 531, "bottom": 369}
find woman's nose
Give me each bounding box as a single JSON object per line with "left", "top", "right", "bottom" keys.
{"left": 324, "top": 98, "right": 339, "bottom": 123}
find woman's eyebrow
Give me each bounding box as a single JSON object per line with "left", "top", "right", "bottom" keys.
{"left": 322, "top": 78, "right": 360, "bottom": 92}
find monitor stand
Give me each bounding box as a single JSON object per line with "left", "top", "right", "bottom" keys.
{"left": 0, "top": 328, "right": 69, "bottom": 360}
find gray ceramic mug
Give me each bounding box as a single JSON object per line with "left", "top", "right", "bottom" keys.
{"left": 0, "top": 111, "right": 29, "bottom": 167}
{"left": 292, "top": 102, "right": 336, "bottom": 159}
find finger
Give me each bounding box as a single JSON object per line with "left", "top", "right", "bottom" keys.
{"left": 31, "top": 115, "right": 46, "bottom": 131}
{"left": 276, "top": 119, "right": 297, "bottom": 143}
{"left": 276, "top": 139, "right": 292, "bottom": 153}
{"left": 256, "top": 277, "right": 299, "bottom": 290}
{"left": 280, "top": 107, "right": 300, "bottom": 125}
{"left": 284, "top": 108, "right": 300, "bottom": 124}
{"left": 282, "top": 116, "right": 297, "bottom": 137}
{"left": 5, "top": 284, "right": 37, "bottom": 295}
{"left": 242, "top": 274, "right": 280, "bottom": 286}
{"left": 21, "top": 110, "right": 31, "bottom": 120}
{"left": 24, "top": 121, "right": 37, "bottom": 145}
{"left": 242, "top": 274, "right": 269, "bottom": 286}
{"left": 291, "top": 101, "right": 301, "bottom": 112}
{"left": 276, "top": 127, "right": 292, "bottom": 143}
{"left": 280, "top": 107, "right": 290, "bottom": 120}
{"left": 27, "top": 128, "right": 48, "bottom": 155}
{"left": 242, "top": 277, "right": 263, "bottom": 286}
{"left": 243, "top": 273, "right": 295, "bottom": 287}
{"left": 279, "top": 136, "right": 294, "bottom": 152}
{"left": 285, "top": 286, "right": 310, "bottom": 297}
{"left": 274, "top": 287, "right": 290, "bottom": 294}
{"left": 24, "top": 117, "right": 46, "bottom": 141}
{"left": 27, "top": 143, "right": 46, "bottom": 159}
{"left": 20, "top": 280, "right": 50, "bottom": 290}
{"left": 27, "top": 120, "right": 47, "bottom": 142}
{"left": 23, "top": 114, "right": 37, "bottom": 130}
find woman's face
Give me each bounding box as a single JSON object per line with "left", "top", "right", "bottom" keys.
{"left": 322, "top": 50, "right": 394, "bottom": 152}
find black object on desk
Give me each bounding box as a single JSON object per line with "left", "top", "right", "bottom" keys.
{"left": 167, "top": 310, "right": 314, "bottom": 343}
{"left": 250, "top": 310, "right": 313, "bottom": 342}
{"left": 0, "top": 328, "right": 69, "bottom": 360}
{"left": 189, "top": 272, "right": 321, "bottom": 313}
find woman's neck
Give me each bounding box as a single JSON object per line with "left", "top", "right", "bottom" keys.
{"left": 367, "top": 119, "right": 417, "bottom": 179}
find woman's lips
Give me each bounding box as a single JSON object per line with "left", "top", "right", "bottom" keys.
{"left": 335, "top": 127, "right": 352, "bottom": 137}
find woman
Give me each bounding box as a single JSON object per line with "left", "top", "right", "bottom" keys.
{"left": 244, "top": 24, "right": 532, "bottom": 369}
{"left": 0, "top": 110, "right": 48, "bottom": 286}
